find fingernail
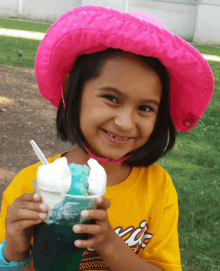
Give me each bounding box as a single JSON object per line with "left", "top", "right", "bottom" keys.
{"left": 40, "top": 204, "right": 47, "bottom": 211}
{"left": 97, "top": 197, "right": 102, "bottom": 203}
{"left": 39, "top": 213, "right": 46, "bottom": 219}
{"left": 81, "top": 210, "right": 89, "bottom": 216}
{"left": 75, "top": 240, "right": 81, "bottom": 246}
{"left": 73, "top": 225, "right": 81, "bottom": 232}
{"left": 33, "top": 193, "right": 40, "bottom": 200}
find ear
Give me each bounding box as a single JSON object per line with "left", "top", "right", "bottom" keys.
{"left": 62, "top": 73, "right": 70, "bottom": 99}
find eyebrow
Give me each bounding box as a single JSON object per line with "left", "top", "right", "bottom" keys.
{"left": 99, "top": 86, "right": 160, "bottom": 106}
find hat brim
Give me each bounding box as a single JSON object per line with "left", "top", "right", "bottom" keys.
{"left": 35, "top": 5, "right": 214, "bottom": 132}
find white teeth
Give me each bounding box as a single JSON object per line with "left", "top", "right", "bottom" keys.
{"left": 106, "top": 131, "right": 129, "bottom": 141}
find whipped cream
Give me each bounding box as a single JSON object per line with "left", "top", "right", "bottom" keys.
{"left": 87, "top": 158, "right": 107, "bottom": 196}
{"left": 36, "top": 157, "right": 71, "bottom": 216}
{"left": 37, "top": 157, "right": 71, "bottom": 193}
{"left": 36, "top": 157, "right": 107, "bottom": 219}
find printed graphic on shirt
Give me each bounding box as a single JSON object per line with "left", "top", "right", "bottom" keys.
{"left": 78, "top": 220, "right": 152, "bottom": 270}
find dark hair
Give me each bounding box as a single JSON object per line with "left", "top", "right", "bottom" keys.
{"left": 56, "top": 48, "right": 176, "bottom": 168}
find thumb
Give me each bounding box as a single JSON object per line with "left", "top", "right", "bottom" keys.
{"left": 96, "top": 196, "right": 111, "bottom": 211}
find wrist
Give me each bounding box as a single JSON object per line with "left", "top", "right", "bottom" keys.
{"left": 97, "top": 230, "right": 118, "bottom": 257}
{"left": 0, "top": 240, "right": 33, "bottom": 271}
{"left": 4, "top": 241, "right": 30, "bottom": 262}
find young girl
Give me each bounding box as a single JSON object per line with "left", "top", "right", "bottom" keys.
{"left": 0, "top": 5, "right": 214, "bottom": 271}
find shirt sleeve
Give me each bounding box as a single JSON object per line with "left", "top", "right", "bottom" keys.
{"left": 0, "top": 166, "right": 41, "bottom": 271}
{"left": 139, "top": 171, "right": 182, "bottom": 271}
{"left": 0, "top": 193, "right": 10, "bottom": 243}
{"left": 0, "top": 153, "right": 62, "bottom": 243}
{"left": 0, "top": 167, "right": 36, "bottom": 243}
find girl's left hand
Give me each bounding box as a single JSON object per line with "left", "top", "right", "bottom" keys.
{"left": 72, "top": 197, "right": 116, "bottom": 253}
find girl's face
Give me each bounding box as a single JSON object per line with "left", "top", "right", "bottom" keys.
{"left": 79, "top": 53, "right": 162, "bottom": 161}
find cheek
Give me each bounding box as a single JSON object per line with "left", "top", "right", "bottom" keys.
{"left": 80, "top": 105, "right": 112, "bottom": 132}
{"left": 81, "top": 102, "right": 112, "bottom": 123}
{"left": 141, "top": 118, "right": 157, "bottom": 138}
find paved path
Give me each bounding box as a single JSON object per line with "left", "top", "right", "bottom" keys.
{"left": 0, "top": 28, "right": 45, "bottom": 40}
{"left": 0, "top": 27, "right": 220, "bottom": 62}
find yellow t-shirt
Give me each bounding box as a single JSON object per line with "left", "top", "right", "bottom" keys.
{"left": 0, "top": 152, "right": 182, "bottom": 271}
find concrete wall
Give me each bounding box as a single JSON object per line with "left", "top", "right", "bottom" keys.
{"left": 193, "top": 0, "right": 220, "bottom": 44}
{"left": 0, "top": 0, "right": 17, "bottom": 17}
{"left": 82, "top": 0, "right": 126, "bottom": 12}
{"left": 21, "top": 0, "right": 81, "bottom": 22}
{"left": 128, "top": 0, "right": 198, "bottom": 40}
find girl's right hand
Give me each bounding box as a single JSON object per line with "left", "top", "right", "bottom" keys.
{"left": 4, "top": 192, "right": 49, "bottom": 261}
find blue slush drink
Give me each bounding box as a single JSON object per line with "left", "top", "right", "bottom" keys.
{"left": 32, "top": 160, "right": 100, "bottom": 271}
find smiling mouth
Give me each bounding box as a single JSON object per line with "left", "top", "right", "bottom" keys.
{"left": 102, "top": 129, "right": 132, "bottom": 141}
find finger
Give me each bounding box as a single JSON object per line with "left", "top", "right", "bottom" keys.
{"left": 95, "top": 197, "right": 111, "bottom": 211}
{"left": 8, "top": 218, "right": 43, "bottom": 233}
{"left": 73, "top": 224, "right": 102, "bottom": 235}
{"left": 14, "top": 192, "right": 43, "bottom": 203}
{"left": 81, "top": 209, "right": 107, "bottom": 222}
{"left": 22, "top": 200, "right": 49, "bottom": 212}
{"left": 8, "top": 200, "right": 49, "bottom": 216}
{"left": 9, "top": 207, "right": 48, "bottom": 224}
{"left": 74, "top": 236, "right": 97, "bottom": 249}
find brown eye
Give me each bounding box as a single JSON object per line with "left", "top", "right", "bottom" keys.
{"left": 103, "top": 95, "right": 118, "bottom": 104}
{"left": 139, "top": 106, "right": 153, "bottom": 112}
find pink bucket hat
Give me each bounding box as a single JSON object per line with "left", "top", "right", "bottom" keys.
{"left": 35, "top": 5, "right": 214, "bottom": 132}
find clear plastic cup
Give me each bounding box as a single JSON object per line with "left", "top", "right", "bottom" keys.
{"left": 31, "top": 180, "right": 99, "bottom": 271}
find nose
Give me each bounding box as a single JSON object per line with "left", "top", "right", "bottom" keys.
{"left": 114, "top": 109, "right": 135, "bottom": 131}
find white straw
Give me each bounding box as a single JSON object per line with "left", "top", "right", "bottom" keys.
{"left": 30, "top": 140, "right": 49, "bottom": 165}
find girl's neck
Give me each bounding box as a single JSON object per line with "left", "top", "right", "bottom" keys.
{"left": 82, "top": 142, "right": 131, "bottom": 164}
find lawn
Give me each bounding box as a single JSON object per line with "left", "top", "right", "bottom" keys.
{"left": 192, "top": 43, "right": 220, "bottom": 58}
{"left": 158, "top": 59, "right": 220, "bottom": 270}
{"left": 0, "top": 18, "right": 50, "bottom": 33}
{"left": 0, "top": 18, "right": 220, "bottom": 271}
{"left": 0, "top": 35, "right": 40, "bottom": 67}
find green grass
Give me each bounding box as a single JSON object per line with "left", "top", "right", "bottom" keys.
{"left": 192, "top": 43, "right": 220, "bottom": 57}
{"left": 157, "top": 59, "right": 220, "bottom": 271}
{"left": 0, "top": 18, "right": 50, "bottom": 33}
{"left": 0, "top": 35, "right": 40, "bottom": 67}
{"left": 0, "top": 20, "right": 219, "bottom": 270}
